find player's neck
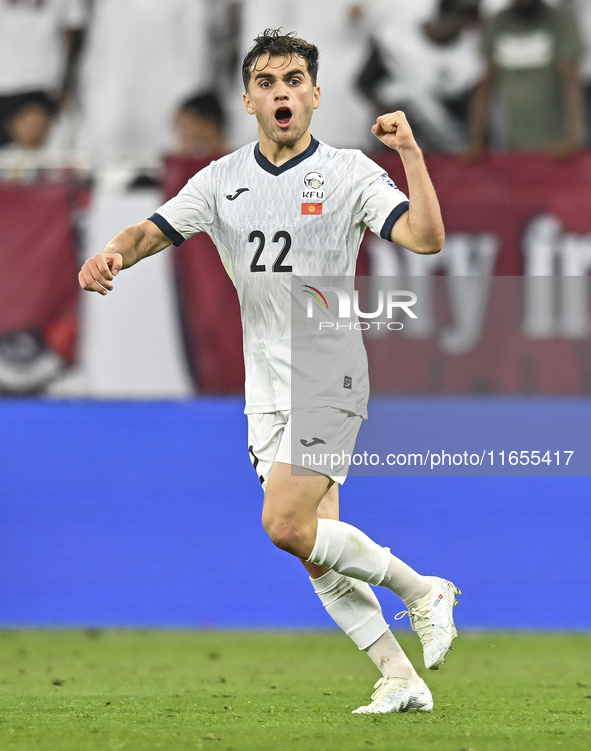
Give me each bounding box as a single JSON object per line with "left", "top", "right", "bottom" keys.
{"left": 257, "top": 131, "right": 312, "bottom": 168}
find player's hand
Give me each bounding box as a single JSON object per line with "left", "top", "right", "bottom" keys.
{"left": 78, "top": 252, "right": 123, "bottom": 295}
{"left": 371, "top": 111, "right": 418, "bottom": 152}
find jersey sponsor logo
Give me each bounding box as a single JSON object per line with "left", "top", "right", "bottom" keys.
{"left": 302, "top": 202, "right": 323, "bottom": 215}
{"left": 300, "top": 437, "right": 326, "bottom": 447}
{"left": 303, "top": 171, "right": 325, "bottom": 190}
{"left": 380, "top": 173, "right": 398, "bottom": 189}
{"left": 343, "top": 376, "right": 352, "bottom": 389}
{"left": 226, "top": 188, "right": 250, "bottom": 200}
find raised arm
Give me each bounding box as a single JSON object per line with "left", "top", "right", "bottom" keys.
{"left": 78, "top": 219, "right": 172, "bottom": 295}
{"left": 372, "top": 111, "right": 445, "bottom": 255}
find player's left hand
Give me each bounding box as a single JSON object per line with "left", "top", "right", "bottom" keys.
{"left": 371, "top": 111, "right": 418, "bottom": 152}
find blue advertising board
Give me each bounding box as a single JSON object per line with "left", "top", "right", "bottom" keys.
{"left": 1, "top": 399, "right": 589, "bottom": 629}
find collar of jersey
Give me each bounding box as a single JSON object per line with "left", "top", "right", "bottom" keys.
{"left": 254, "top": 137, "right": 319, "bottom": 176}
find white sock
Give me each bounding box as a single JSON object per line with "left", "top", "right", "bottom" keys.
{"left": 381, "top": 556, "right": 431, "bottom": 606}
{"left": 311, "top": 571, "right": 420, "bottom": 681}
{"left": 365, "top": 630, "right": 421, "bottom": 683}
{"left": 307, "top": 518, "right": 391, "bottom": 586}
{"left": 307, "top": 518, "right": 431, "bottom": 605}
{"left": 310, "top": 569, "right": 388, "bottom": 650}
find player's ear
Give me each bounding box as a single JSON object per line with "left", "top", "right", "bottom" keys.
{"left": 243, "top": 91, "right": 255, "bottom": 116}
{"left": 312, "top": 85, "right": 321, "bottom": 110}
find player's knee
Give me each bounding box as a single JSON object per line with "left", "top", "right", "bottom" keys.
{"left": 262, "top": 514, "right": 307, "bottom": 555}
{"left": 263, "top": 516, "right": 297, "bottom": 551}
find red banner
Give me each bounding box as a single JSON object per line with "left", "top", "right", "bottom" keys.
{"left": 0, "top": 182, "right": 79, "bottom": 363}
{"left": 380, "top": 150, "right": 591, "bottom": 273}
{"left": 164, "top": 156, "right": 244, "bottom": 394}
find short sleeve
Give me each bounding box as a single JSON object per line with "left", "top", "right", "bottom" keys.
{"left": 555, "top": 7, "right": 584, "bottom": 62}
{"left": 149, "top": 164, "right": 215, "bottom": 246}
{"left": 353, "top": 153, "right": 409, "bottom": 242}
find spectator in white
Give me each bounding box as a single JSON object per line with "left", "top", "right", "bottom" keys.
{"left": 173, "top": 92, "right": 227, "bottom": 158}
{"left": 0, "top": 0, "right": 87, "bottom": 147}
{"left": 80, "top": 0, "right": 213, "bottom": 166}
{"left": 360, "top": 0, "right": 484, "bottom": 151}
{"left": 229, "top": 0, "right": 375, "bottom": 150}
{"left": 568, "top": 0, "right": 591, "bottom": 145}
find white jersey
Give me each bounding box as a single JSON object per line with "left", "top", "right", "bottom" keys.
{"left": 80, "top": 0, "right": 211, "bottom": 161}
{"left": 0, "top": 0, "right": 87, "bottom": 95}
{"left": 151, "top": 138, "right": 409, "bottom": 417}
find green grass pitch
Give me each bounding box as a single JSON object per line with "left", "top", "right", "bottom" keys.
{"left": 1, "top": 630, "right": 590, "bottom": 751}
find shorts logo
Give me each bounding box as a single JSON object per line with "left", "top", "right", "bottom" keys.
{"left": 300, "top": 437, "right": 326, "bottom": 447}
{"left": 344, "top": 376, "right": 352, "bottom": 389}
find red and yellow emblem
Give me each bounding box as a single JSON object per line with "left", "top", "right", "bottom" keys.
{"left": 301, "top": 202, "right": 323, "bottom": 215}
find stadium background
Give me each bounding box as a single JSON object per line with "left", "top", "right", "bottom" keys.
{"left": 1, "top": 0, "right": 591, "bottom": 636}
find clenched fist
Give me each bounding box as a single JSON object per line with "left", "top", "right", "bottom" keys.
{"left": 78, "top": 252, "right": 123, "bottom": 295}
{"left": 371, "top": 111, "right": 418, "bottom": 152}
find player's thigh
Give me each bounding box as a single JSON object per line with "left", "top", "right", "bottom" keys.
{"left": 263, "top": 460, "right": 334, "bottom": 529}
{"left": 317, "top": 482, "right": 339, "bottom": 520}
{"left": 263, "top": 406, "right": 360, "bottom": 525}
{"left": 249, "top": 412, "right": 328, "bottom": 528}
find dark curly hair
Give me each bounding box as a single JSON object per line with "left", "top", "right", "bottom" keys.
{"left": 242, "top": 29, "right": 319, "bottom": 91}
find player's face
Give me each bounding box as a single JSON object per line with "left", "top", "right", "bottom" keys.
{"left": 243, "top": 54, "right": 321, "bottom": 147}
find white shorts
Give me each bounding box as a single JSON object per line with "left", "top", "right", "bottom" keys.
{"left": 247, "top": 406, "right": 363, "bottom": 489}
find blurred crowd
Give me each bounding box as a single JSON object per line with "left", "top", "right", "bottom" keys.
{"left": 1, "top": 0, "right": 591, "bottom": 185}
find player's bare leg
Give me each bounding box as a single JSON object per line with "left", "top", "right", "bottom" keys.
{"left": 263, "top": 463, "right": 441, "bottom": 711}
{"left": 262, "top": 462, "right": 430, "bottom": 602}
{"left": 263, "top": 462, "right": 460, "bottom": 676}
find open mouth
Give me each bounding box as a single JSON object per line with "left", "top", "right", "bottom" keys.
{"left": 274, "top": 107, "right": 293, "bottom": 128}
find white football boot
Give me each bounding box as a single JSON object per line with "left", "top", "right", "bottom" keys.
{"left": 396, "top": 576, "right": 461, "bottom": 670}
{"left": 352, "top": 677, "right": 433, "bottom": 714}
